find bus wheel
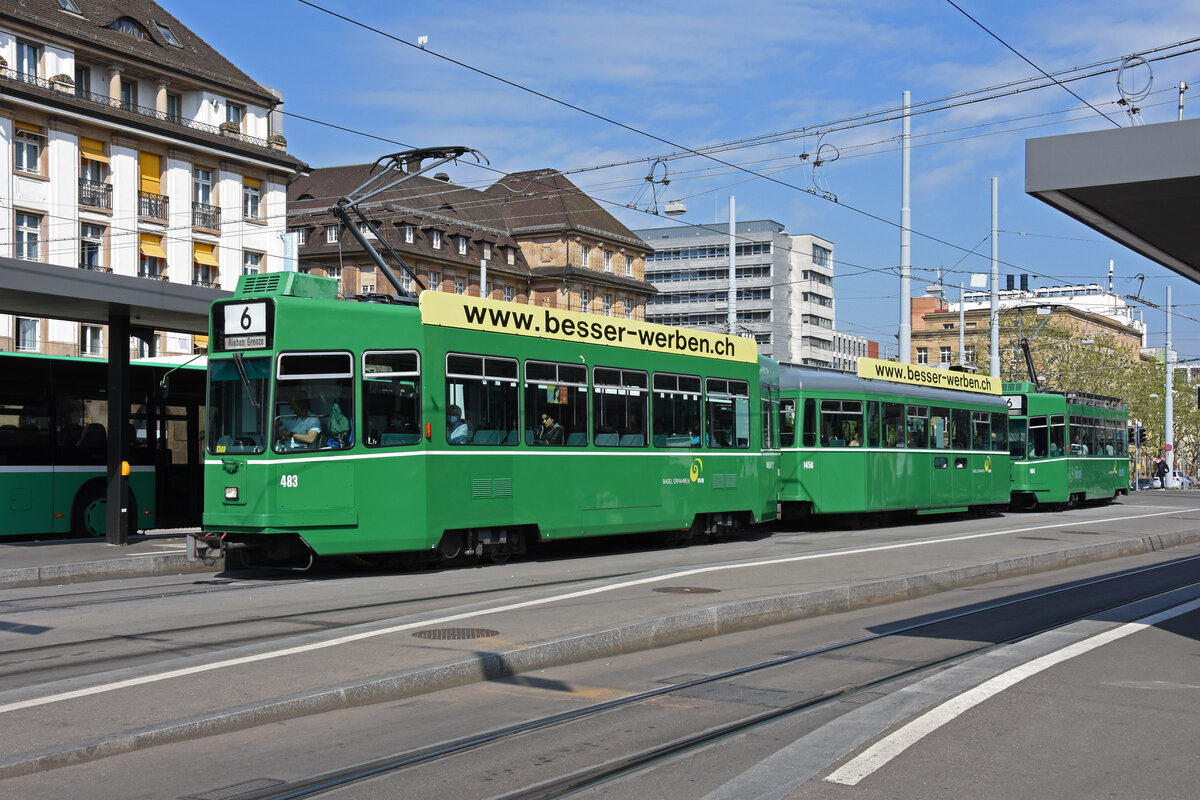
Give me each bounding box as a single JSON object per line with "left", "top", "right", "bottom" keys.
{"left": 71, "top": 483, "right": 135, "bottom": 538}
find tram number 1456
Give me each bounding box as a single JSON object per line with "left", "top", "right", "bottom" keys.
{"left": 280, "top": 474, "right": 299, "bottom": 488}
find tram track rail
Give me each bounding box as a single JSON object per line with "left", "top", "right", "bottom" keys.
{"left": 210, "top": 553, "right": 1200, "bottom": 800}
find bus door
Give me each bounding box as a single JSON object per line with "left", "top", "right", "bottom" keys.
{"left": 0, "top": 395, "right": 53, "bottom": 535}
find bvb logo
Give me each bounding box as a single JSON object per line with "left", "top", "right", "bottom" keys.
{"left": 984, "top": 456, "right": 991, "bottom": 473}
{"left": 690, "top": 458, "right": 704, "bottom": 482}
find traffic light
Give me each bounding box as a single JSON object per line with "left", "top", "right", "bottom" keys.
{"left": 1138, "top": 427, "right": 1147, "bottom": 445}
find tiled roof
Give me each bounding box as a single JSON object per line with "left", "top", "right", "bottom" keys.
{"left": 6, "top": 0, "right": 276, "bottom": 103}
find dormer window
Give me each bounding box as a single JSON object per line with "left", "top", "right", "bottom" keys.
{"left": 57, "top": 0, "right": 82, "bottom": 13}
{"left": 107, "top": 18, "right": 149, "bottom": 41}
{"left": 153, "top": 21, "right": 182, "bottom": 47}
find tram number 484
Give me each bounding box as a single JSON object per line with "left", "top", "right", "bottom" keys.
{"left": 280, "top": 474, "right": 299, "bottom": 488}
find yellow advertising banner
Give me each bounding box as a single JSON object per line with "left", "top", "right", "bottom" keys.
{"left": 419, "top": 292, "right": 757, "bottom": 364}
{"left": 856, "top": 356, "right": 1001, "bottom": 395}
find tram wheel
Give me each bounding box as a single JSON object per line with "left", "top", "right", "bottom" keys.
{"left": 438, "top": 531, "right": 465, "bottom": 560}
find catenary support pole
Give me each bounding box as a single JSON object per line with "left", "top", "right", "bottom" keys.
{"left": 899, "top": 91, "right": 912, "bottom": 363}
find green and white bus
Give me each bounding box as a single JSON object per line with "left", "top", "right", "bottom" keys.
{"left": 0, "top": 351, "right": 205, "bottom": 537}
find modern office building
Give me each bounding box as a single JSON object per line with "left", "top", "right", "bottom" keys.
{"left": 0, "top": 1, "right": 305, "bottom": 357}
{"left": 634, "top": 220, "right": 839, "bottom": 366}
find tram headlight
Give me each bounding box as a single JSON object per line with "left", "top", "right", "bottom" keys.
{"left": 224, "top": 487, "right": 239, "bottom": 501}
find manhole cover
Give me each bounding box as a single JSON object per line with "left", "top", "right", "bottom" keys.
{"left": 653, "top": 586, "right": 720, "bottom": 594}
{"left": 412, "top": 628, "right": 499, "bottom": 640}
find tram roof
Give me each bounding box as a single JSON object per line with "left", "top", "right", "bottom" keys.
{"left": 779, "top": 365, "right": 1008, "bottom": 408}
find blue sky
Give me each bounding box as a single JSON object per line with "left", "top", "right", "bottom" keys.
{"left": 166, "top": 0, "right": 1200, "bottom": 359}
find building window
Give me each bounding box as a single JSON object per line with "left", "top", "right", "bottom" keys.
{"left": 504, "top": 285, "right": 514, "bottom": 302}
{"left": 226, "top": 102, "right": 244, "bottom": 128}
{"left": 15, "top": 41, "right": 41, "bottom": 81}
{"left": 506, "top": 248, "right": 515, "bottom": 266}
{"left": 432, "top": 230, "right": 442, "bottom": 250}
{"left": 59, "top": 0, "right": 83, "bottom": 13}
{"left": 458, "top": 236, "right": 467, "bottom": 256}
{"left": 624, "top": 304, "right": 632, "bottom": 319}
{"left": 74, "top": 65, "right": 90, "bottom": 96}
{"left": 404, "top": 225, "right": 414, "bottom": 244}
{"left": 294, "top": 228, "right": 306, "bottom": 246}
{"left": 581, "top": 289, "right": 590, "bottom": 312}
{"left": 625, "top": 255, "right": 632, "bottom": 276}
{"left": 193, "top": 242, "right": 219, "bottom": 287}
{"left": 581, "top": 244, "right": 591, "bottom": 268}
{"left": 14, "top": 124, "right": 42, "bottom": 174}
{"left": 964, "top": 345, "right": 976, "bottom": 364}
{"left": 603, "top": 251, "right": 612, "bottom": 272}
{"left": 15, "top": 212, "right": 41, "bottom": 261}
{"left": 812, "top": 244, "right": 832, "bottom": 267}
{"left": 81, "top": 324, "right": 103, "bottom": 357}
{"left": 243, "top": 251, "right": 262, "bottom": 275}
{"left": 108, "top": 18, "right": 148, "bottom": 40}
{"left": 401, "top": 272, "right": 412, "bottom": 292}
{"left": 603, "top": 295, "right": 612, "bottom": 316}
{"left": 139, "top": 233, "right": 166, "bottom": 278}
{"left": 916, "top": 347, "right": 928, "bottom": 364}
{"left": 154, "top": 21, "right": 182, "bottom": 46}
{"left": 939, "top": 346, "right": 951, "bottom": 363}
{"left": 166, "top": 92, "right": 182, "bottom": 122}
{"left": 326, "top": 225, "right": 339, "bottom": 244}
{"left": 243, "top": 178, "right": 262, "bottom": 221}
{"left": 455, "top": 279, "right": 466, "bottom": 295}
{"left": 326, "top": 265, "right": 342, "bottom": 280}
{"left": 80, "top": 223, "right": 105, "bottom": 269}
{"left": 428, "top": 271, "right": 440, "bottom": 290}
{"left": 16, "top": 318, "right": 39, "bottom": 351}
{"left": 483, "top": 243, "right": 492, "bottom": 261}
{"left": 120, "top": 78, "right": 137, "bottom": 110}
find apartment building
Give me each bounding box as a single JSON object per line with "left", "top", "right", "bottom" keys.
{"left": 634, "top": 220, "right": 838, "bottom": 366}
{"left": 0, "top": 0, "right": 305, "bottom": 357}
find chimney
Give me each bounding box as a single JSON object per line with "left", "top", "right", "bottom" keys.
{"left": 1006, "top": 275, "right": 1015, "bottom": 291}
{"left": 1020, "top": 274, "right": 1029, "bottom": 291}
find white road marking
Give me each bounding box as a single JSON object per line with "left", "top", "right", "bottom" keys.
{"left": 1, "top": 506, "right": 1194, "bottom": 715}
{"left": 825, "top": 595, "right": 1200, "bottom": 786}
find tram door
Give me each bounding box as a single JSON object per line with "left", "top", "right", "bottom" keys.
{"left": 928, "top": 407, "right": 954, "bottom": 507}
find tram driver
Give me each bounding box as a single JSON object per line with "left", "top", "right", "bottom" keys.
{"left": 276, "top": 389, "right": 322, "bottom": 450}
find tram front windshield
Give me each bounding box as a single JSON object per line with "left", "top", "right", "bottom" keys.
{"left": 208, "top": 357, "right": 269, "bottom": 454}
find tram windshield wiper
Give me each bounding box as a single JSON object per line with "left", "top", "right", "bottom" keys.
{"left": 233, "top": 352, "right": 261, "bottom": 410}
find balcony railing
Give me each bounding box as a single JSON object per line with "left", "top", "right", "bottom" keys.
{"left": 138, "top": 270, "right": 170, "bottom": 282}
{"left": 80, "top": 262, "right": 112, "bottom": 273}
{"left": 138, "top": 191, "right": 168, "bottom": 220}
{"left": 192, "top": 202, "right": 221, "bottom": 230}
{"left": 79, "top": 179, "right": 112, "bottom": 210}
{"left": 192, "top": 278, "right": 219, "bottom": 289}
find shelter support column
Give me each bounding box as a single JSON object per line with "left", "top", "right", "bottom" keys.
{"left": 106, "top": 308, "right": 131, "bottom": 544}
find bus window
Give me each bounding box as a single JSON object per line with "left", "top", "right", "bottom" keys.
{"left": 866, "top": 401, "right": 881, "bottom": 448}
{"left": 445, "top": 353, "right": 518, "bottom": 446}
{"left": 971, "top": 411, "right": 990, "bottom": 450}
{"left": 906, "top": 405, "right": 928, "bottom": 449}
{"left": 1028, "top": 415, "right": 1048, "bottom": 459}
{"left": 929, "top": 407, "right": 950, "bottom": 449}
{"left": 594, "top": 367, "right": 648, "bottom": 447}
{"left": 820, "top": 399, "right": 863, "bottom": 447}
{"left": 363, "top": 351, "right": 420, "bottom": 448}
{"left": 208, "top": 357, "right": 268, "bottom": 455}
{"left": 882, "top": 402, "right": 904, "bottom": 447}
{"left": 705, "top": 378, "right": 749, "bottom": 449}
{"left": 652, "top": 372, "right": 701, "bottom": 447}
{"left": 1049, "top": 414, "right": 1065, "bottom": 457}
{"left": 273, "top": 351, "right": 354, "bottom": 453}
{"left": 527, "top": 361, "right": 587, "bottom": 446}
{"left": 779, "top": 399, "right": 796, "bottom": 447}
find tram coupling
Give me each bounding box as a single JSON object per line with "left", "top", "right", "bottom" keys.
{"left": 187, "top": 532, "right": 236, "bottom": 566}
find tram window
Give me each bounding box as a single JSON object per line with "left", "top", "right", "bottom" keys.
{"left": 273, "top": 351, "right": 354, "bottom": 453}
{"left": 819, "top": 399, "right": 862, "bottom": 447}
{"left": 761, "top": 385, "right": 778, "bottom": 450}
{"left": 653, "top": 372, "right": 701, "bottom": 447}
{"left": 991, "top": 412, "right": 1008, "bottom": 451}
{"left": 866, "top": 401, "right": 881, "bottom": 448}
{"left": 971, "top": 411, "right": 990, "bottom": 451}
{"left": 882, "top": 402, "right": 905, "bottom": 448}
{"left": 1008, "top": 417, "right": 1027, "bottom": 460}
{"left": 802, "top": 398, "right": 817, "bottom": 447}
{"left": 929, "top": 407, "right": 950, "bottom": 449}
{"left": 445, "top": 353, "right": 519, "bottom": 446}
{"left": 705, "top": 378, "right": 749, "bottom": 449}
{"left": 951, "top": 408, "right": 971, "bottom": 449}
{"left": 906, "top": 405, "right": 928, "bottom": 449}
{"left": 1048, "top": 414, "right": 1065, "bottom": 456}
{"left": 209, "top": 357, "right": 268, "bottom": 455}
{"left": 779, "top": 399, "right": 796, "bottom": 448}
{"left": 594, "top": 367, "right": 648, "bottom": 447}
{"left": 362, "top": 351, "right": 421, "bottom": 448}
{"left": 526, "top": 360, "right": 588, "bottom": 446}
{"left": 1028, "top": 415, "right": 1048, "bottom": 459}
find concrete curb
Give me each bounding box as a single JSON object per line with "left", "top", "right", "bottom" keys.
{"left": 2, "top": 528, "right": 1197, "bottom": 778}
{"left": 0, "top": 552, "right": 221, "bottom": 588}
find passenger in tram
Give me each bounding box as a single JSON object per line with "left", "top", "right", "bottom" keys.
{"left": 535, "top": 409, "right": 564, "bottom": 445}
{"left": 276, "top": 389, "right": 322, "bottom": 449}
{"left": 446, "top": 404, "right": 469, "bottom": 444}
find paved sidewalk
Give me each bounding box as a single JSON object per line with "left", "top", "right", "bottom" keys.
{"left": 0, "top": 529, "right": 217, "bottom": 588}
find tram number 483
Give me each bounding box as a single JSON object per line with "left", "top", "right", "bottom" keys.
{"left": 280, "top": 474, "right": 299, "bottom": 488}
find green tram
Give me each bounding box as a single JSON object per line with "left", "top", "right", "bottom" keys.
{"left": 1003, "top": 382, "right": 1128, "bottom": 508}
{"left": 196, "top": 273, "right": 780, "bottom": 567}
{"left": 0, "top": 351, "right": 206, "bottom": 537}
{"left": 777, "top": 361, "right": 1011, "bottom": 518}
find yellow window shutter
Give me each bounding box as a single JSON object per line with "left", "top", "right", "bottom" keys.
{"left": 193, "top": 242, "right": 218, "bottom": 266}
{"left": 81, "top": 137, "right": 109, "bottom": 163}
{"left": 139, "top": 233, "right": 167, "bottom": 259}
{"left": 139, "top": 152, "right": 160, "bottom": 194}
{"left": 243, "top": 176, "right": 261, "bottom": 189}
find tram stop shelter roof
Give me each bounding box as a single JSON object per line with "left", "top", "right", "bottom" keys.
{"left": 1026, "top": 117, "right": 1200, "bottom": 283}
{"left": 0, "top": 256, "right": 229, "bottom": 334}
